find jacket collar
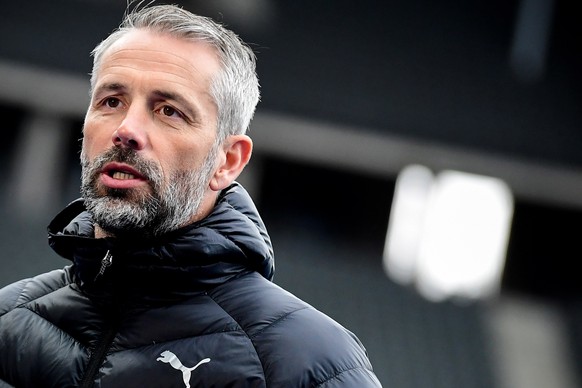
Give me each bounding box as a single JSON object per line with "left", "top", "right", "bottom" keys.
{"left": 48, "top": 183, "right": 274, "bottom": 303}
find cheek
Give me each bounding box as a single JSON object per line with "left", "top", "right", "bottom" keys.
{"left": 80, "top": 133, "right": 99, "bottom": 162}
{"left": 172, "top": 153, "right": 204, "bottom": 173}
{"left": 82, "top": 122, "right": 112, "bottom": 159}
{"left": 171, "top": 140, "right": 215, "bottom": 169}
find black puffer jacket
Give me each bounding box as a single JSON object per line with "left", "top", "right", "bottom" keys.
{"left": 0, "top": 183, "right": 381, "bottom": 387}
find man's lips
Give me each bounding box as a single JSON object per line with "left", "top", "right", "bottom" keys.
{"left": 99, "top": 162, "right": 147, "bottom": 189}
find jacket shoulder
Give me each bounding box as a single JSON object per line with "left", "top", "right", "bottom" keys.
{"left": 209, "top": 272, "right": 381, "bottom": 387}
{"left": 0, "top": 267, "right": 72, "bottom": 316}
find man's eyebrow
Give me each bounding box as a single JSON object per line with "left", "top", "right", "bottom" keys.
{"left": 93, "top": 82, "right": 127, "bottom": 96}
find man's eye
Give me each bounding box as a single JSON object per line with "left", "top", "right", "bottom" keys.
{"left": 105, "top": 98, "right": 121, "bottom": 108}
{"left": 162, "top": 106, "right": 179, "bottom": 117}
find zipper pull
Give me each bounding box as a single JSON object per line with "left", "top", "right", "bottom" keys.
{"left": 94, "top": 250, "right": 113, "bottom": 281}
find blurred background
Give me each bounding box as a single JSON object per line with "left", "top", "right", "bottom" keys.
{"left": 1, "top": 0, "right": 581, "bottom": 386}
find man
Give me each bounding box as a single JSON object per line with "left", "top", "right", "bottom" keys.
{"left": 0, "top": 4, "right": 381, "bottom": 387}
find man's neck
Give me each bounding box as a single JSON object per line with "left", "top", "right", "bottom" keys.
{"left": 94, "top": 224, "right": 112, "bottom": 239}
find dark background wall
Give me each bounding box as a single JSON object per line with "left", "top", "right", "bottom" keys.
{"left": 2, "top": 0, "right": 580, "bottom": 167}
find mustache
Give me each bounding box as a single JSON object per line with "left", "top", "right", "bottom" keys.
{"left": 102, "top": 148, "right": 148, "bottom": 172}
{"left": 86, "top": 147, "right": 162, "bottom": 186}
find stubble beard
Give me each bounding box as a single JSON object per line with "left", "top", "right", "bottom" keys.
{"left": 80, "top": 144, "right": 219, "bottom": 238}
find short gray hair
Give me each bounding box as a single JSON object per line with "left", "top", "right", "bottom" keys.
{"left": 90, "top": 4, "right": 260, "bottom": 142}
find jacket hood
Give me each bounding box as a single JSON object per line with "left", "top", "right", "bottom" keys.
{"left": 47, "top": 183, "right": 274, "bottom": 303}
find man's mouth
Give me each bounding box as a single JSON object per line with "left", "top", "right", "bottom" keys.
{"left": 111, "top": 171, "right": 136, "bottom": 180}
{"left": 102, "top": 162, "right": 145, "bottom": 179}
{"left": 99, "top": 162, "right": 147, "bottom": 189}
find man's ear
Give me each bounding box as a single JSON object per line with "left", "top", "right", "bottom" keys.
{"left": 209, "top": 135, "right": 253, "bottom": 191}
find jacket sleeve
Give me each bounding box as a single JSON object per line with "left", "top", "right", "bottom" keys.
{"left": 0, "top": 267, "right": 72, "bottom": 317}
{"left": 0, "top": 279, "right": 30, "bottom": 316}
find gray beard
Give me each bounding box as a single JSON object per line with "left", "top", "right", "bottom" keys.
{"left": 80, "top": 144, "right": 218, "bottom": 238}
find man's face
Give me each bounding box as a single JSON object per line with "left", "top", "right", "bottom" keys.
{"left": 81, "top": 29, "right": 223, "bottom": 237}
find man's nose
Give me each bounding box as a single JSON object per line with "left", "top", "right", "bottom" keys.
{"left": 112, "top": 107, "right": 148, "bottom": 150}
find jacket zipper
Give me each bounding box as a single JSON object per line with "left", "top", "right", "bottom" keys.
{"left": 94, "top": 250, "right": 113, "bottom": 281}
{"left": 79, "top": 322, "right": 118, "bottom": 388}
{"left": 81, "top": 250, "right": 117, "bottom": 387}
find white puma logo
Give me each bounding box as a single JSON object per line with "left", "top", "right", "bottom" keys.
{"left": 157, "top": 350, "right": 211, "bottom": 388}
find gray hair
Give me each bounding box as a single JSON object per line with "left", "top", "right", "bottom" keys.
{"left": 90, "top": 4, "right": 260, "bottom": 142}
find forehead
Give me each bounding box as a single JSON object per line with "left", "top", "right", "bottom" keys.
{"left": 95, "top": 29, "right": 221, "bottom": 86}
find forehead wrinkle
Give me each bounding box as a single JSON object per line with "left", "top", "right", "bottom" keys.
{"left": 104, "top": 47, "right": 215, "bottom": 78}
{"left": 99, "top": 62, "right": 213, "bottom": 92}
